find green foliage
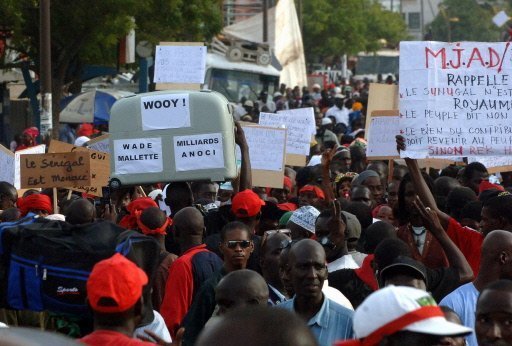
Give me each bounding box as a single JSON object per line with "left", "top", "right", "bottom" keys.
{"left": 302, "top": 0, "right": 407, "bottom": 61}
{"left": 429, "top": 0, "right": 500, "bottom": 42}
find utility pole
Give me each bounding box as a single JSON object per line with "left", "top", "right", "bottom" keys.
{"left": 40, "top": 0, "right": 53, "bottom": 140}
{"left": 263, "top": 0, "right": 268, "bottom": 43}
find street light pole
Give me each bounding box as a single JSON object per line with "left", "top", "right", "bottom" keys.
{"left": 40, "top": 0, "right": 53, "bottom": 140}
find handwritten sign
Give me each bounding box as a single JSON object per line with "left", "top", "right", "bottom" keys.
{"left": 87, "top": 134, "right": 110, "bottom": 153}
{"left": 242, "top": 125, "right": 286, "bottom": 171}
{"left": 400, "top": 41, "right": 512, "bottom": 158}
{"left": 49, "top": 140, "right": 110, "bottom": 196}
{"left": 141, "top": 93, "right": 190, "bottom": 130}
{"left": 14, "top": 145, "right": 46, "bottom": 189}
{"left": 367, "top": 113, "right": 400, "bottom": 159}
{"left": 277, "top": 108, "right": 317, "bottom": 136}
{"left": 154, "top": 45, "right": 206, "bottom": 84}
{"left": 0, "top": 145, "right": 14, "bottom": 185}
{"left": 174, "top": 133, "right": 224, "bottom": 171}
{"left": 259, "top": 111, "right": 313, "bottom": 156}
{"left": 114, "top": 138, "right": 163, "bottom": 175}
{"left": 20, "top": 152, "right": 91, "bottom": 189}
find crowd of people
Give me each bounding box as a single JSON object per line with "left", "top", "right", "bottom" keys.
{"left": 0, "top": 80, "right": 512, "bottom": 346}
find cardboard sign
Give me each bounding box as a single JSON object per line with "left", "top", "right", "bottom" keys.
{"left": 141, "top": 93, "right": 191, "bottom": 130}
{"left": 49, "top": 140, "right": 110, "bottom": 197}
{"left": 173, "top": 133, "right": 225, "bottom": 171}
{"left": 20, "top": 152, "right": 91, "bottom": 189}
{"left": 154, "top": 42, "right": 205, "bottom": 90}
{"left": 241, "top": 125, "right": 286, "bottom": 189}
{"left": 14, "top": 145, "right": 46, "bottom": 189}
{"left": 399, "top": 41, "right": 512, "bottom": 158}
{"left": 0, "top": 145, "right": 15, "bottom": 185}
{"left": 113, "top": 138, "right": 163, "bottom": 175}
{"left": 277, "top": 108, "right": 317, "bottom": 136}
{"left": 365, "top": 83, "right": 399, "bottom": 139}
{"left": 367, "top": 110, "right": 400, "bottom": 160}
{"left": 87, "top": 134, "right": 110, "bottom": 153}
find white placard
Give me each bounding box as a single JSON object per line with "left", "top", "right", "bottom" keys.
{"left": 277, "top": 107, "right": 316, "bottom": 135}
{"left": 468, "top": 156, "right": 512, "bottom": 169}
{"left": 242, "top": 126, "right": 286, "bottom": 171}
{"left": 174, "top": 133, "right": 224, "bottom": 171}
{"left": 141, "top": 93, "right": 191, "bottom": 130}
{"left": 0, "top": 146, "right": 15, "bottom": 185}
{"left": 367, "top": 116, "right": 400, "bottom": 158}
{"left": 114, "top": 138, "right": 163, "bottom": 174}
{"left": 154, "top": 45, "right": 206, "bottom": 84}
{"left": 493, "top": 10, "right": 509, "bottom": 27}
{"left": 14, "top": 145, "right": 46, "bottom": 189}
{"left": 259, "top": 112, "right": 312, "bottom": 155}
{"left": 399, "top": 41, "right": 512, "bottom": 159}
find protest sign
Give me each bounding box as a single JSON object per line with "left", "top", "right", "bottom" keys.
{"left": 20, "top": 152, "right": 91, "bottom": 189}
{"left": 259, "top": 110, "right": 314, "bottom": 165}
{"left": 0, "top": 145, "right": 14, "bottom": 185}
{"left": 154, "top": 42, "right": 205, "bottom": 90}
{"left": 493, "top": 11, "right": 509, "bottom": 27}
{"left": 14, "top": 145, "right": 46, "bottom": 189}
{"left": 277, "top": 108, "right": 316, "bottom": 136}
{"left": 113, "top": 137, "right": 163, "bottom": 175}
{"left": 366, "top": 110, "right": 400, "bottom": 160}
{"left": 468, "top": 156, "right": 512, "bottom": 174}
{"left": 140, "top": 93, "right": 191, "bottom": 130}
{"left": 49, "top": 140, "right": 110, "bottom": 196}
{"left": 87, "top": 134, "right": 110, "bottom": 153}
{"left": 173, "top": 133, "right": 225, "bottom": 172}
{"left": 241, "top": 125, "right": 286, "bottom": 189}
{"left": 399, "top": 41, "right": 512, "bottom": 159}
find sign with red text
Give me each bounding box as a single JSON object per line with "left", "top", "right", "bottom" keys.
{"left": 399, "top": 41, "right": 512, "bottom": 158}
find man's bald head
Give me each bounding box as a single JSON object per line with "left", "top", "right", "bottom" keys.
{"left": 64, "top": 199, "right": 95, "bottom": 225}
{"left": 215, "top": 269, "right": 269, "bottom": 315}
{"left": 289, "top": 238, "right": 326, "bottom": 264}
{"left": 196, "top": 306, "right": 318, "bottom": 346}
{"left": 481, "top": 230, "right": 512, "bottom": 280}
{"left": 140, "top": 207, "right": 167, "bottom": 229}
{"left": 173, "top": 207, "right": 205, "bottom": 245}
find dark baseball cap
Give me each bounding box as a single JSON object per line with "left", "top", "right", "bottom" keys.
{"left": 379, "top": 256, "right": 427, "bottom": 286}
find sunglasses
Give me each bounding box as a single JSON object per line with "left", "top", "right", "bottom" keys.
{"left": 280, "top": 239, "right": 299, "bottom": 250}
{"left": 225, "top": 240, "right": 252, "bottom": 249}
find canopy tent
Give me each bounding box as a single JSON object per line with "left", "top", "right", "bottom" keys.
{"left": 223, "top": 0, "right": 307, "bottom": 88}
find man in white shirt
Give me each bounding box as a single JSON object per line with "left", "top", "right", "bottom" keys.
{"left": 326, "top": 94, "right": 349, "bottom": 127}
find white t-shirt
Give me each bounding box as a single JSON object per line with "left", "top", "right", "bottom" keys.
{"left": 133, "top": 310, "right": 172, "bottom": 343}
{"left": 439, "top": 282, "right": 479, "bottom": 346}
{"left": 327, "top": 254, "right": 360, "bottom": 272}
{"left": 326, "top": 106, "right": 349, "bottom": 126}
{"left": 323, "top": 281, "right": 354, "bottom": 311}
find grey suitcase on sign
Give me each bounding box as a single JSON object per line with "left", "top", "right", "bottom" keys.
{"left": 108, "top": 90, "right": 237, "bottom": 188}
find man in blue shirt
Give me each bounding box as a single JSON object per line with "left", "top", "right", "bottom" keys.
{"left": 278, "top": 239, "right": 354, "bottom": 346}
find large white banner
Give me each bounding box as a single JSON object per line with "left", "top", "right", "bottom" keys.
{"left": 399, "top": 41, "right": 512, "bottom": 158}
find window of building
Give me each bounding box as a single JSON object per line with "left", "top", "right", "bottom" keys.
{"left": 408, "top": 12, "right": 421, "bottom": 30}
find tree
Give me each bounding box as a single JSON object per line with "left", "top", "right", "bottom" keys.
{"left": 429, "top": 0, "right": 500, "bottom": 42}
{"left": 0, "top": 0, "right": 223, "bottom": 138}
{"left": 301, "top": 0, "right": 407, "bottom": 62}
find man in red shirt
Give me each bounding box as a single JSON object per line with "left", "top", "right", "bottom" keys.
{"left": 80, "top": 253, "right": 155, "bottom": 345}
{"left": 160, "top": 206, "right": 222, "bottom": 338}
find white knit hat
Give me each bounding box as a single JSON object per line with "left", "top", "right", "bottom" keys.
{"left": 288, "top": 206, "right": 320, "bottom": 234}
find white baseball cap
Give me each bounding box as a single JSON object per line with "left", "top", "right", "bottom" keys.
{"left": 321, "top": 117, "right": 332, "bottom": 126}
{"left": 336, "top": 286, "right": 472, "bottom": 345}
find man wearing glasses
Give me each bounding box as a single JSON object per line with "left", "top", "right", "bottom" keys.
{"left": 182, "top": 221, "right": 254, "bottom": 346}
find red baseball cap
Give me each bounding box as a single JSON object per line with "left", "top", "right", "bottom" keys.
{"left": 231, "top": 189, "right": 266, "bottom": 218}
{"left": 87, "top": 253, "right": 148, "bottom": 313}
{"left": 299, "top": 185, "right": 326, "bottom": 200}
